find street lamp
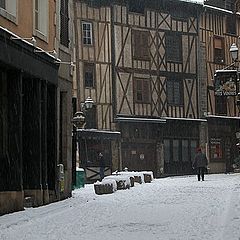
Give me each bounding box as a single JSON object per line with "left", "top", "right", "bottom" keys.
{"left": 72, "top": 97, "right": 94, "bottom": 188}
{"left": 230, "top": 43, "right": 239, "bottom": 62}
{"left": 81, "top": 96, "right": 94, "bottom": 111}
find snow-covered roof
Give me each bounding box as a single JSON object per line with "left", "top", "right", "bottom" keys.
{"left": 180, "top": 0, "right": 204, "bottom": 5}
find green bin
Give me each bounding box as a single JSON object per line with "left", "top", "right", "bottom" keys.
{"left": 75, "top": 168, "right": 85, "bottom": 188}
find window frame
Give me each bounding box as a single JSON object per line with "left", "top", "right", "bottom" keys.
{"left": 226, "top": 14, "right": 236, "bottom": 35}
{"left": 33, "top": 0, "right": 49, "bottom": 42}
{"left": 165, "top": 32, "right": 183, "bottom": 63}
{"left": 213, "top": 36, "right": 225, "bottom": 64}
{"left": 60, "top": 0, "right": 69, "bottom": 48}
{"left": 84, "top": 63, "right": 95, "bottom": 88}
{"left": 82, "top": 21, "right": 93, "bottom": 46}
{"left": 0, "top": 0, "right": 17, "bottom": 23}
{"left": 133, "top": 30, "right": 150, "bottom": 61}
{"left": 133, "top": 78, "right": 150, "bottom": 104}
{"left": 166, "top": 77, "right": 184, "bottom": 106}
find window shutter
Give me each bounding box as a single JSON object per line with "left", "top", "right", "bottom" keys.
{"left": 84, "top": 63, "right": 95, "bottom": 88}
{"left": 60, "top": 0, "right": 69, "bottom": 47}
{"left": 142, "top": 80, "right": 150, "bottom": 102}
{"left": 133, "top": 30, "right": 149, "bottom": 60}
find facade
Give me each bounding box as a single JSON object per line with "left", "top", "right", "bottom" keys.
{"left": 74, "top": 0, "right": 121, "bottom": 182}
{"left": 74, "top": 0, "right": 204, "bottom": 178}
{"left": 0, "top": 0, "right": 74, "bottom": 215}
{"left": 199, "top": 0, "right": 240, "bottom": 173}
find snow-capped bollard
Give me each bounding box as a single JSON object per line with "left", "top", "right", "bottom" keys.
{"left": 94, "top": 180, "right": 116, "bottom": 195}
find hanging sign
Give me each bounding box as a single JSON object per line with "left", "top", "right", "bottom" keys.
{"left": 214, "top": 70, "right": 238, "bottom": 96}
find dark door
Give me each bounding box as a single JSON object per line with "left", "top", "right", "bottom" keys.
{"left": 122, "top": 143, "right": 156, "bottom": 175}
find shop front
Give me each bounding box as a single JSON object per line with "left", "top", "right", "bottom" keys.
{"left": 77, "top": 129, "right": 121, "bottom": 183}
{"left": 0, "top": 27, "right": 59, "bottom": 215}
{"left": 206, "top": 116, "right": 239, "bottom": 173}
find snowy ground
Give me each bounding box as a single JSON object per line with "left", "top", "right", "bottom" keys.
{"left": 1, "top": 174, "right": 240, "bottom": 240}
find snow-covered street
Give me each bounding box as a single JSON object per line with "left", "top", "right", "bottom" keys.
{"left": 1, "top": 174, "right": 240, "bottom": 240}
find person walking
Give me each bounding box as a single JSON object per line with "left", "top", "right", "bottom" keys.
{"left": 192, "top": 148, "right": 208, "bottom": 181}
{"left": 98, "top": 152, "right": 105, "bottom": 180}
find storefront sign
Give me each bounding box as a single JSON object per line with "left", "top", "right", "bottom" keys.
{"left": 214, "top": 70, "right": 238, "bottom": 96}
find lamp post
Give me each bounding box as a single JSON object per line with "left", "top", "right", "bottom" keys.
{"left": 72, "top": 97, "right": 94, "bottom": 188}
{"left": 230, "top": 43, "right": 238, "bottom": 62}
{"left": 230, "top": 43, "right": 240, "bottom": 110}
{"left": 230, "top": 43, "right": 240, "bottom": 156}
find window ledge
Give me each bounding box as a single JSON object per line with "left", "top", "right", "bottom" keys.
{"left": 34, "top": 30, "right": 48, "bottom": 43}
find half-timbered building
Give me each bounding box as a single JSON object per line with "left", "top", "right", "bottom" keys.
{"left": 199, "top": 0, "right": 240, "bottom": 173}
{"left": 74, "top": 0, "right": 203, "bottom": 178}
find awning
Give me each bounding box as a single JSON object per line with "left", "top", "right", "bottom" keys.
{"left": 0, "top": 27, "right": 59, "bottom": 85}
{"left": 164, "top": 117, "right": 207, "bottom": 122}
{"left": 77, "top": 129, "right": 121, "bottom": 140}
{"left": 115, "top": 116, "right": 166, "bottom": 124}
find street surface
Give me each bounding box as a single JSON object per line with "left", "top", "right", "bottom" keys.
{"left": 1, "top": 174, "right": 240, "bottom": 240}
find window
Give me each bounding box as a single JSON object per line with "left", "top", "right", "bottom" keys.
{"left": 164, "top": 140, "right": 170, "bottom": 163}
{"left": 215, "top": 96, "right": 227, "bottom": 115}
{"left": 226, "top": 14, "right": 236, "bottom": 35}
{"left": 167, "top": 78, "right": 183, "bottom": 106}
{"left": 0, "top": 0, "right": 5, "bottom": 8}
{"left": 210, "top": 138, "right": 223, "bottom": 160}
{"left": 225, "top": 0, "right": 235, "bottom": 11}
{"left": 166, "top": 32, "right": 182, "bottom": 63}
{"left": 129, "top": 0, "right": 145, "bottom": 14}
{"left": 182, "top": 140, "right": 189, "bottom": 162}
{"left": 134, "top": 78, "right": 150, "bottom": 103}
{"left": 214, "top": 36, "right": 225, "bottom": 64}
{"left": 34, "top": 0, "right": 48, "bottom": 37}
{"left": 190, "top": 140, "right": 197, "bottom": 163}
{"left": 60, "top": 0, "right": 69, "bottom": 47}
{"left": 173, "top": 140, "right": 179, "bottom": 162}
{"left": 0, "top": 0, "right": 17, "bottom": 21}
{"left": 84, "top": 63, "right": 95, "bottom": 88}
{"left": 133, "top": 30, "right": 150, "bottom": 60}
{"left": 82, "top": 22, "right": 93, "bottom": 45}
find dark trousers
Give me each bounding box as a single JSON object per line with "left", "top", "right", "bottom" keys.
{"left": 197, "top": 167, "right": 205, "bottom": 181}
{"left": 100, "top": 167, "right": 105, "bottom": 180}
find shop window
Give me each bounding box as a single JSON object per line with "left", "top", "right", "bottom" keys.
{"left": 226, "top": 15, "right": 236, "bottom": 35}
{"left": 0, "top": 70, "right": 7, "bottom": 158}
{"left": 190, "top": 140, "right": 197, "bottom": 162}
{"left": 164, "top": 139, "right": 171, "bottom": 163}
{"left": 133, "top": 30, "right": 150, "bottom": 61}
{"left": 214, "top": 36, "right": 225, "bottom": 64}
{"left": 34, "top": 0, "right": 48, "bottom": 38}
{"left": 210, "top": 138, "right": 223, "bottom": 160}
{"left": 60, "top": 0, "right": 69, "bottom": 47}
{"left": 134, "top": 78, "right": 150, "bottom": 103}
{"left": 215, "top": 96, "right": 227, "bottom": 115}
{"left": 84, "top": 63, "right": 95, "bottom": 88}
{"left": 173, "top": 140, "right": 180, "bottom": 162}
{"left": 82, "top": 22, "right": 93, "bottom": 45}
{"left": 167, "top": 78, "right": 183, "bottom": 106}
{"left": 182, "top": 140, "right": 189, "bottom": 162}
{"left": 166, "top": 32, "right": 182, "bottom": 63}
